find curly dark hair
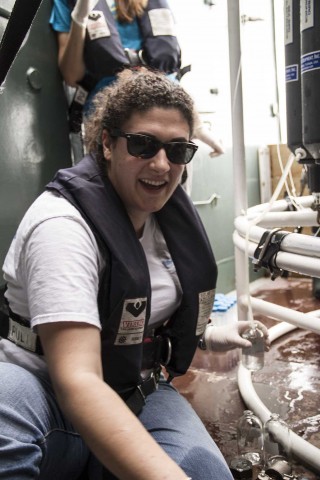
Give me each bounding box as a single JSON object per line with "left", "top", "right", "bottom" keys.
{"left": 84, "top": 67, "right": 195, "bottom": 163}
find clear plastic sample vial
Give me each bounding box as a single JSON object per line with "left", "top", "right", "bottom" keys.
{"left": 237, "top": 410, "right": 264, "bottom": 467}
{"left": 241, "top": 325, "right": 265, "bottom": 371}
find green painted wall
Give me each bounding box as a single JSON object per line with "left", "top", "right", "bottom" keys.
{"left": 192, "top": 144, "right": 263, "bottom": 294}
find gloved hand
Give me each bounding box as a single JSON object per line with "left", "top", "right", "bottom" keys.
{"left": 193, "top": 124, "right": 225, "bottom": 158}
{"left": 204, "top": 321, "right": 270, "bottom": 352}
{"left": 71, "top": 0, "right": 97, "bottom": 28}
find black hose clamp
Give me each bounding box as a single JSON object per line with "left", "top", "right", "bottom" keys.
{"left": 253, "top": 228, "right": 289, "bottom": 280}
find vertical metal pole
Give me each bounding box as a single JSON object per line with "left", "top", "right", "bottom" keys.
{"left": 227, "top": 0, "right": 247, "bottom": 216}
{"left": 227, "top": 0, "right": 248, "bottom": 319}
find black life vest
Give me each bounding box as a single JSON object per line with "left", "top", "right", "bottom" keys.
{"left": 46, "top": 154, "right": 217, "bottom": 393}
{"left": 68, "top": 0, "right": 181, "bottom": 80}
{"left": 138, "top": 0, "right": 181, "bottom": 73}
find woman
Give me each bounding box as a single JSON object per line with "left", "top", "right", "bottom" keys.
{"left": 0, "top": 68, "right": 268, "bottom": 479}
{"left": 50, "top": 0, "right": 224, "bottom": 160}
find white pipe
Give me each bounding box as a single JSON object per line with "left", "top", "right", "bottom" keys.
{"left": 275, "top": 232, "right": 320, "bottom": 257}
{"left": 233, "top": 231, "right": 320, "bottom": 278}
{"left": 270, "top": 251, "right": 320, "bottom": 278}
{"left": 227, "top": 0, "right": 247, "bottom": 216}
{"left": 246, "top": 195, "right": 314, "bottom": 216}
{"left": 235, "top": 216, "right": 320, "bottom": 258}
{"left": 227, "top": 0, "right": 249, "bottom": 324}
{"left": 233, "top": 230, "right": 258, "bottom": 257}
{"left": 239, "top": 296, "right": 320, "bottom": 335}
{"left": 245, "top": 210, "right": 317, "bottom": 227}
{"left": 234, "top": 245, "right": 249, "bottom": 321}
{"left": 267, "top": 321, "right": 297, "bottom": 343}
{"left": 238, "top": 323, "right": 320, "bottom": 471}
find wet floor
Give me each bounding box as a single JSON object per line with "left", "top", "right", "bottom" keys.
{"left": 172, "top": 276, "right": 320, "bottom": 480}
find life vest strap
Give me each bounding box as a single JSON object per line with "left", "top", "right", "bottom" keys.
{"left": 0, "top": 304, "right": 44, "bottom": 355}
{"left": 124, "top": 368, "right": 160, "bottom": 415}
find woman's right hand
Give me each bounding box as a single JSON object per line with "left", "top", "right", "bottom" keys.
{"left": 71, "top": 0, "right": 97, "bottom": 28}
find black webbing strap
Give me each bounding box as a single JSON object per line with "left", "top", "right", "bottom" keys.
{"left": 0, "top": 305, "right": 44, "bottom": 355}
{"left": 0, "top": 288, "right": 44, "bottom": 355}
{"left": 176, "top": 64, "right": 191, "bottom": 81}
{"left": 124, "top": 373, "right": 159, "bottom": 415}
{"left": 0, "top": 0, "right": 43, "bottom": 86}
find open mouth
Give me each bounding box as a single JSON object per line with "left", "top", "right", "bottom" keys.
{"left": 139, "top": 179, "right": 167, "bottom": 190}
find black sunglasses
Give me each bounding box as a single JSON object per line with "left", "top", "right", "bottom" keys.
{"left": 109, "top": 128, "right": 198, "bottom": 165}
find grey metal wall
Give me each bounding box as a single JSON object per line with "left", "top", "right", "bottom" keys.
{"left": 0, "top": 0, "right": 72, "bottom": 283}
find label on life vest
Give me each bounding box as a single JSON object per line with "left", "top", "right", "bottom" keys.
{"left": 74, "top": 86, "right": 88, "bottom": 105}
{"left": 148, "top": 8, "right": 176, "bottom": 36}
{"left": 115, "top": 297, "right": 147, "bottom": 345}
{"left": 88, "top": 10, "right": 111, "bottom": 40}
{"left": 196, "top": 289, "right": 215, "bottom": 336}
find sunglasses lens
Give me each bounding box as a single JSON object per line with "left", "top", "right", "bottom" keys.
{"left": 127, "top": 135, "right": 158, "bottom": 158}
{"left": 166, "top": 143, "right": 197, "bottom": 165}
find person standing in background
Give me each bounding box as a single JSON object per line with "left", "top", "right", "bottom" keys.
{"left": 50, "top": 0, "right": 224, "bottom": 185}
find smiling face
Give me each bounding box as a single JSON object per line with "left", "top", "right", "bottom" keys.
{"left": 102, "top": 107, "right": 190, "bottom": 235}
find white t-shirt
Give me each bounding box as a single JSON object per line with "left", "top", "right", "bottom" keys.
{"left": 0, "top": 190, "right": 182, "bottom": 374}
